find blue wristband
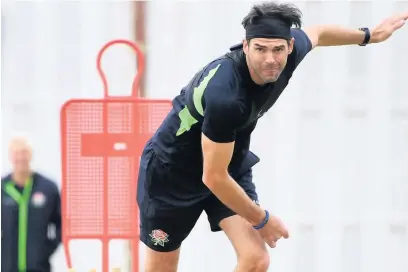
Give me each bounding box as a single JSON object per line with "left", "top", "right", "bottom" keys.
{"left": 253, "top": 210, "right": 269, "bottom": 230}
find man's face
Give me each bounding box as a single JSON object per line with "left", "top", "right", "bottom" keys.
{"left": 243, "top": 37, "right": 294, "bottom": 84}
{"left": 9, "top": 143, "right": 32, "bottom": 174}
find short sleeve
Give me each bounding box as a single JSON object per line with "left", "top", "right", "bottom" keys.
{"left": 291, "top": 28, "right": 312, "bottom": 67}
{"left": 202, "top": 97, "right": 243, "bottom": 143}
{"left": 196, "top": 59, "right": 245, "bottom": 143}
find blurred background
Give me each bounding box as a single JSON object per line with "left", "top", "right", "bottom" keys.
{"left": 1, "top": 0, "right": 407, "bottom": 271}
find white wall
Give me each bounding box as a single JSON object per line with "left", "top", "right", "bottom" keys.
{"left": 2, "top": 0, "right": 408, "bottom": 272}
{"left": 145, "top": 1, "right": 408, "bottom": 272}
{"left": 1, "top": 1, "right": 136, "bottom": 271}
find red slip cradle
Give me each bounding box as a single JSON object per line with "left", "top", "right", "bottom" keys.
{"left": 60, "top": 39, "right": 172, "bottom": 272}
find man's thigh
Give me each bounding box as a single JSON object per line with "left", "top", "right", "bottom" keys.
{"left": 203, "top": 169, "right": 258, "bottom": 232}
{"left": 137, "top": 142, "right": 204, "bottom": 252}
{"left": 139, "top": 199, "right": 202, "bottom": 252}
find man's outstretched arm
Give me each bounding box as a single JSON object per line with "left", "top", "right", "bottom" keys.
{"left": 305, "top": 11, "right": 408, "bottom": 49}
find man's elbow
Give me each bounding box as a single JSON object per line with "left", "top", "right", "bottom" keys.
{"left": 304, "top": 26, "right": 322, "bottom": 48}
{"left": 202, "top": 170, "right": 229, "bottom": 190}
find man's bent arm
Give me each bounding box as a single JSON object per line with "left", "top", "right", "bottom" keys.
{"left": 201, "top": 133, "right": 265, "bottom": 226}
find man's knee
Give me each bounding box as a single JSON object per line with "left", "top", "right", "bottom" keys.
{"left": 236, "top": 249, "right": 270, "bottom": 272}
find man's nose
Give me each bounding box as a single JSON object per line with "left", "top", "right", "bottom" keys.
{"left": 265, "top": 52, "right": 276, "bottom": 64}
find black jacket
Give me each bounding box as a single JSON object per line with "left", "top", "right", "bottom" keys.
{"left": 1, "top": 172, "right": 61, "bottom": 272}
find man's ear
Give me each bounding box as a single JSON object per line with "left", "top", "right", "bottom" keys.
{"left": 288, "top": 37, "right": 295, "bottom": 54}
{"left": 243, "top": 39, "right": 249, "bottom": 54}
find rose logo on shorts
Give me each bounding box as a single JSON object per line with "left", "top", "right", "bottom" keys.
{"left": 149, "top": 229, "right": 169, "bottom": 247}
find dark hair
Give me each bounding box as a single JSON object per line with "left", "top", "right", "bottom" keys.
{"left": 242, "top": 2, "right": 303, "bottom": 29}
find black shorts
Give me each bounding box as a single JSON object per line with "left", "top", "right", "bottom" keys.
{"left": 137, "top": 142, "right": 259, "bottom": 252}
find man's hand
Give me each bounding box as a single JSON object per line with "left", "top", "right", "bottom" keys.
{"left": 370, "top": 11, "right": 408, "bottom": 43}
{"left": 257, "top": 213, "right": 289, "bottom": 248}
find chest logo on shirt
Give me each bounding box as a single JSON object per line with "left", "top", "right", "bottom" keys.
{"left": 31, "top": 192, "right": 46, "bottom": 207}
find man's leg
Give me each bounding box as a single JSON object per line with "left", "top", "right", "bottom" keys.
{"left": 204, "top": 169, "right": 270, "bottom": 272}
{"left": 137, "top": 141, "right": 203, "bottom": 272}
{"left": 143, "top": 247, "right": 180, "bottom": 272}
{"left": 139, "top": 205, "right": 202, "bottom": 272}
{"left": 220, "top": 215, "right": 269, "bottom": 272}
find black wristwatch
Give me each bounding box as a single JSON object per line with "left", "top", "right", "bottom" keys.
{"left": 358, "top": 27, "right": 371, "bottom": 46}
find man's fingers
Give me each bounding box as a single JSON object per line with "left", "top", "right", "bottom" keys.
{"left": 393, "top": 11, "right": 408, "bottom": 23}
{"left": 397, "top": 20, "right": 406, "bottom": 28}
{"left": 277, "top": 226, "right": 289, "bottom": 239}
{"left": 276, "top": 219, "right": 290, "bottom": 239}
{"left": 281, "top": 228, "right": 289, "bottom": 239}
{"left": 391, "top": 19, "right": 406, "bottom": 31}
{"left": 267, "top": 240, "right": 276, "bottom": 248}
{"left": 399, "top": 11, "right": 408, "bottom": 20}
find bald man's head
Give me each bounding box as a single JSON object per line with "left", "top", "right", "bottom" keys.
{"left": 8, "top": 137, "right": 32, "bottom": 174}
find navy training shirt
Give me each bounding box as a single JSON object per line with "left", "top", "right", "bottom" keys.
{"left": 151, "top": 28, "right": 312, "bottom": 181}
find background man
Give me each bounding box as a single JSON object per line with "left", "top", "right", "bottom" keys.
{"left": 2, "top": 137, "right": 62, "bottom": 272}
